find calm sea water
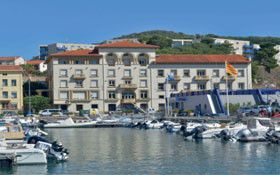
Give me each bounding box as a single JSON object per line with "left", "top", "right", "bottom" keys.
{"left": 1, "top": 128, "right": 280, "bottom": 175}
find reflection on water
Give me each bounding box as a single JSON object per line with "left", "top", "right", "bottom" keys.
{"left": 1, "top": 128, "right": 280, "bottom": 175}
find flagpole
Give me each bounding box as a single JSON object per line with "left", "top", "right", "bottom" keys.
{"left": 166, "top": 78, "right": 170, "bottom": 118}
{"left": 225, "top": 61, "right": 230, "bottom": 116}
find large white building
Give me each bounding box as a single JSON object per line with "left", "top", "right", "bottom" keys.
{"left": 46, "top": 41, "right": 252, "bottom": 113}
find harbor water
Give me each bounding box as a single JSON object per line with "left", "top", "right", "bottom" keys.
{"left": 1, "top": 128, "right": 280, "bottom": 175}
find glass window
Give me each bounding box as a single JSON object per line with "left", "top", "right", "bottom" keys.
{"left": 171, "top": 83, "right": 177, "bottom": 90}
{"left": 60, "top": 92, "right": 68, "bottom": 99}
{"left": 60, "top": 80, "right": 67, "bottom": 88}
{"left": 0, "top": 127, "right": 9, "bottom": 132}
{"left": 125, "top": 80, "right": 131, "bottom": 85}
{"left": 11, "top": 103, "right": 17, "bottom": 109}
{"left": 140, "top": 91, "right": 148, "bottom": 98}
{"left": 139, "top": 59, "right": 146, "bottom": 66}
{"left": 12, "top": 126, "right": 20, "bottom": 132}
{"left": 11, "top": 92, "right": 17, "bottom": 98}
{"left": 123, "top": 59, "right": 131, "bottom": 66}
{"left": 197, "top": 70, "right": 206, "bottom": 76}
{"left": 184, "top": 83, "right": 190, "bottom": 90}
{"left": 75, "top": 69, "right": 83, "bottom": 74}
{"left": 140, "top": 69, "right": 147, "bottom": 77}
{"left": 158, "top": 83, "right": 164, "bottom": 91}
{"left": 158, "top": 70, "right": 164, "bottom": 77}
{"left": 108, "top": 70, "right": 115, "bottom": 77}
{"left": 140, "top": 80, "right": 147, "bottom": 87}
{"left": 60, "top": 69, "right": 67, "bottom": 77}
{"left": 171, "top": 70, "right": 177, "bottom": 76}
{"left": 59, "top": 60, "right": 68, "bottom": 64}
{"left": 213, "top": 70, "right": 219, "bottom": 77}
{"left": 76, "top": 80, "right": 83, "bottom": 87}
{"left": 2, "top": 91, "right": 8, "bottom": 98}
{"left": 89, "top": 60, "right": 98, "bottom": 64}
{"left": 107, "top": 59, "right": 115, "bottom": 66}
{"left": 2, "top": 79, "right": 8, "bottom": 86}
{"left": 159, "top": 95, "right": 164, "bottom": 99}
{"left": 198, "top": 83, "right": 206, "bottom": 90}
{"left": 91, "top": 91, "right": 98, "bottom": 99}
{"left": 183, "top": 70, "right": 190, "bottom": 77}
{"left": 108, "top": 91, "right": 116, "bottom": 99}
{"left": 108, "top": 80, "right": 115, "bottom": 87}
{"left": 74, "top": 60, "right": 84, "bottom": 64}
{"left": 238, "top": 70, "right": 244, "bottom": 77}
{"left": 214, "top": 83, "right": 219, "bottom": 89}
{"left": 73, "top": 92, "right": 86, "bottom": 99}
{"left": 90, "top": 69, "right": 98, "bottom": 77}
{"left": 11, "top": 80, "right": 16, "bottom": 86}
{"left": 91, "top": 80, "right": 98, "bottom": 87}
{"left": 238, "top": 83, "right": 245, "bottom": 89}
{"left": 124, "top": 70, "right": 131, "bottom": 77}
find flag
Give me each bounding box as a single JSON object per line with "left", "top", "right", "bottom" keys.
{"left": 226, "top": 61, "right": 238, "bottom": 75}
{"left": 167, "top": 75, "right": 175, "bottom": 81}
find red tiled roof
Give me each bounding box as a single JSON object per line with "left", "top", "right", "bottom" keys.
{"left": 26, "top": 60, "right": 45, "bottom": 64}
{"left": 96, "top": 41, "right": 159, "bottom": 49}
{"left": 0, "top": 65, "right": 23, "bottom": 71}
{"left": 0, "top": 56, "right": 21, "bottom": 61}
{"left": 50, "top": 49, "right": 100, "bottom": 56}
{"left": 155, "top": 54, "right": 250, "bottom": 64}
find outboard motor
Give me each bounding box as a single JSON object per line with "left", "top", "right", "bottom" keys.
{"left": 218, "top": 129, "right": 236, "bottom": 141}
{"left": 183, "top": 125, "right": 207, "bottom": 138}
{"left": 27, "top": 136, "right": 49, "bottom": 144}
{"left": 266, "top": 130, "right": 280, "bottom": 144}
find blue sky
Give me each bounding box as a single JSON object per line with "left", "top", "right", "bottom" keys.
{"left": 0, "top": 0, "right": 279, "bottom": 60}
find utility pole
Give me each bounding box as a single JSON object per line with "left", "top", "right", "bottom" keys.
{"left": 28, "top": 76, "right": 32, "bottom": 116}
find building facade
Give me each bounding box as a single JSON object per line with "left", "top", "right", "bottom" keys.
{"left": 0, "top": 65, "right": 23, "bottom": 113}
{"left": 46, "top": 41, "right": 252, "bottom": 113}
{"left": 26, "top": 60, "right": 47, "bottom": 72}
{"left": 0, "top": 56, "right": 25, "bottom": 65}
{"left": 40, "top": 43, "right": 97, "bottom": 60}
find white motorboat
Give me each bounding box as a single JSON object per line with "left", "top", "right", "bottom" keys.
{"left": 101, "top": 116, "right": 119, "bottom": 123}
{"left": 166, "top": 122, "right": 182, "bottom": 133}
{"left": 44, "top": 117, "right": 97, "bottom": 128}
{"left": 0, "top": 135, "right": 47, "bottom": 165}
{"left": 147, "top": 120, "right": 164, "bottom": 129}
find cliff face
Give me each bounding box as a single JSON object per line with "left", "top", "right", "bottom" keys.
{"left": 253, "top": 66, "right": 280, "bottom": 88}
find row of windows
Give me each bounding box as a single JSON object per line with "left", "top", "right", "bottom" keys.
{"left": 157, "top": 69, "right": 245, "bottom": 77}
{"left": 58, "top": 58, "right": 148, "bottom": 66}
{"left": 59, "top": 90, "right": 149, "bottom": 100}
{"left": 59, "top": 69, "right": 148, "bottom": 77}
{"left": 1, "top": 91, "right": 17, "bottom": 99}
{"left": 1, "top": 102, "right": 18, "bottom": 109}
{"left": 157, "top": 82, "right": 245, "bottom": 91}
{"left": 1, "top": 79, "right": 17, "bottom": 87}
{"left": 60, "top": 79, "right": 148, "bottom": 88}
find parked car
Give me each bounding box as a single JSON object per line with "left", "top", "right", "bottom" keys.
{"left": 237, "top": 107, "right": 254, "bottom": 115}
{"left": 39, "top": 109, "right": 63, "bottom": 116}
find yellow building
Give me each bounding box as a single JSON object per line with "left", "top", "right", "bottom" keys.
{"left": 0, "top": 65, "right": 23, "bottom": 113}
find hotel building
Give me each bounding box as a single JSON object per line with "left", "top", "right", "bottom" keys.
{"left": 46, "top": 41, "right": 252, "bottom": 113}
{"left": 0, "top": 65, "right": 23, "bottom": 113}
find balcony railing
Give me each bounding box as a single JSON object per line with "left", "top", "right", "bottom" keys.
{"left": 73, "top": 74, "right": 86, "bottom": 79}
{"left": 119, "top": 84, "right": 137, "bottom": 89}
{"left": 194, "top": 75, "right": 210, "bottom": 81}
{"left": 222, "top": 75, "right": 236, "bottom": 81}
{"left": 121, "top": 98, "right": 136, "bottom": 104}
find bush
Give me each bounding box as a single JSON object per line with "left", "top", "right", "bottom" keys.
{"left": 18, "top": 111, "right": 23, "bottom": 115}
{"left": 184, "top": 109, "right": 194, "bottom": 113}
{"left": 173, "top": 108, "right": 179, "bottom": 113}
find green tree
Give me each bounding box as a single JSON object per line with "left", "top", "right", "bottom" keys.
{"left": 23, "top": 82, "right": 48, "bottom": 96}
{"left": 251, "top": 62, "right": 259, "bottom": 81}
{"left": 23, "top": 95, "right": 50, "bottom": 112}
{"left": 201, "top": 37, "right": 214, "bottom": 45}
{"left": 21, "top": 64, "right": 35, "bottom": 74}
{"left": 254, "top": 42, "right": 278, "bottom": 72}
{"left": 139, "top": 34, "right": 172, "bottom": 49}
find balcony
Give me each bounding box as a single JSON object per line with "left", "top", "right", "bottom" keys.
{"left": 122, "top": 76, "right": 133, "bottom": 79}
{"left": 121, "top": 98, "right": 136, "bottom": 104}
{"left": 194, "top": 75, "right": 210, "bottom": 81}
{"left": 73, "top": 74, "right": 86, "bottom": 79}
{"left": 222, "top": 75, "right": 236, "bottom": 81}
{"left": 0, "top": 98, "right": 11, "bottom": 102}
{"left": 119, "top": 84, "right": 137, "bottom": 89}
{"left": 136, "top": 98, "right": 151, "bottom": 101}
{"left": 70, "top": 98, "right": 91, "bottom": 102}
{"left": 105, "top": 98, "right": 119, "bottom": 102}
{"left": 172, "top": 75, "right": 181, "bottom": 81}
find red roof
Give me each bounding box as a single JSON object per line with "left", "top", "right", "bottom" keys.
{"left": 50, "top": 49, "right": 100, "bottom": 56}
{"left": 0, "top": 65, "right": 23, "bottom": 71}
{"left": 155, "top": 54, "right": 250, "bottom": 64}
{"left": 0, "top": 56, "right": 21, "bottom": 61}
{"left": 26, "top": 60, "right": 45, "bottom": 65}
{"left": 96, "top": 41, "right": 159, "bottom": 49}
